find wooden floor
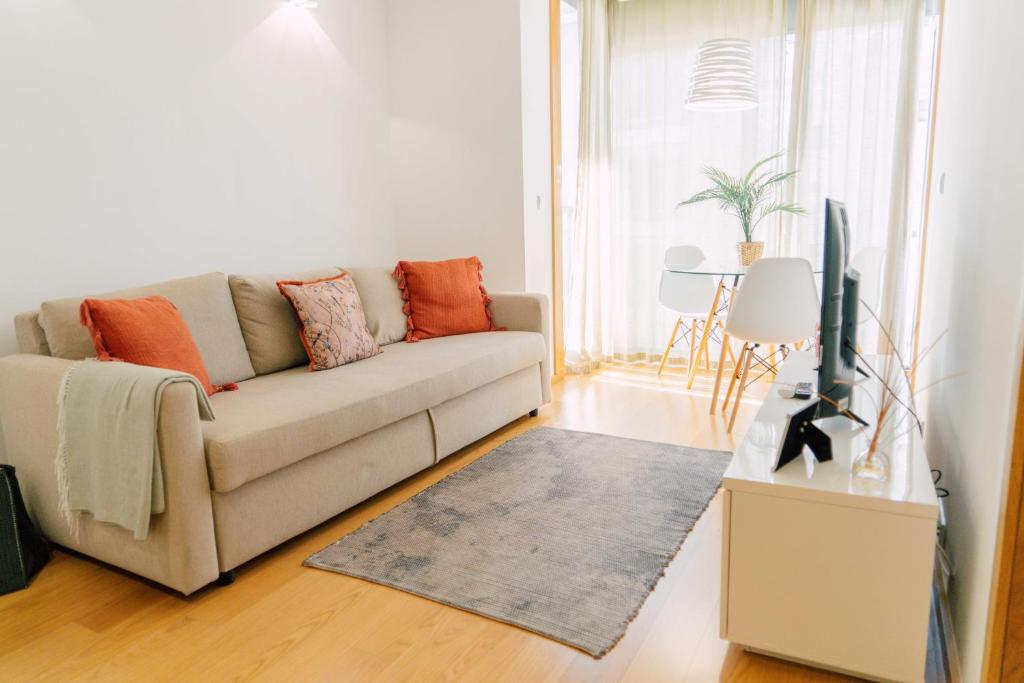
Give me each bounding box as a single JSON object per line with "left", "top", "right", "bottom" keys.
{"left": 1, "top": 365, "right": 864, "bottom": 682}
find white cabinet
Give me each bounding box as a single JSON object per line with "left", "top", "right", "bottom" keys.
{"left": 720, "top": 351, "right": 938, "bottom": 682}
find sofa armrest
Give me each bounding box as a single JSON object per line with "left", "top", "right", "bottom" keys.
{"left": 489, "top": 293, "right": 552, "bottom": 404}
{"left": 0, "top": 354, "right": 219, "bottom": 594}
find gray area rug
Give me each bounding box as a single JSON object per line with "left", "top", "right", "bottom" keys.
{"left": 305, "top": 426, "right": 730, "bottom": 657}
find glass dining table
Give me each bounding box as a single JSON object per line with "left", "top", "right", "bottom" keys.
{"left": 665, "top": 260, "right": 822, "bottom": 389}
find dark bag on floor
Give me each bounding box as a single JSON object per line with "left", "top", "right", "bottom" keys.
{"left": 0, "top": 464, "right": 49, "bottom": 594}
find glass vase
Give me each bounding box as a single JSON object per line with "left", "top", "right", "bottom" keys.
{"left": 853, "top": 446, "right": 890, "bottom": 482}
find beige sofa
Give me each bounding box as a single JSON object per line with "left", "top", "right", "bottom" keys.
{"left": 0, "top": 268, "right": 550, "bottom": 595}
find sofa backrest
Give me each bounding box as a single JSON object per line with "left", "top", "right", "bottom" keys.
{"left": 228, "top": 267, "right": 343, "bottom": 376}
{"left": 34, "top": 272, "right": 255, "bottom": 387}
{"left": 342, "top": 266, "right": 408, "bottom": 347}
{"left": 14, "top": 311, "right": 49, "bottom": 356}
{"left": 228, "top": 266, "right": 408, "bottom": 376}
{"left": 15, "top": 266, "right": 409, "bottom": 380}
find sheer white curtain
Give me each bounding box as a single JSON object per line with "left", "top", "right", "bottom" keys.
{"left": 565, "top": 0, "right": 789, "bottom": 373}
{"left": 564, "top": 0, "right": 613, "bottom": 373}
{"left": 565, "top": 0, "right": 927, "bottom": 373}
{"left": 782, "top": 0, "right": 925, "bottom": 352}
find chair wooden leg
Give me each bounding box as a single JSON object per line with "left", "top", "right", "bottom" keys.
{"left": 687, "top": 280, "right": 725, "bottom": 389}
{"left": 689, "top": 318, "right": 699, "bottom": 370}
{"left": 657, "top": 317, "right": 682, "bottom": 376}
{"left": 722, "top": 343, "right": 748, "bottom": 414}
{"left": 725, "top": 333, "right": 737, "bottom": 367}
{"left": 728, "top": 343, "right": 756, "bottom": 433}
{"left": 710, "top": 331, "right": 731, "bottom": 414}
{"left": 767, "top": 344, "right": 778, "bottom": 380}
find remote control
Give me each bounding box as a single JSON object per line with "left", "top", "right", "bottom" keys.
{"left": 794, "top": 382, "right": 814, "bottom": 400}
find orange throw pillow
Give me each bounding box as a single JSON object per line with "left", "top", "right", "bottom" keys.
{"left": 79, "top": 296, "right": 233, "bottom": 396}
{"left": 392, "top": 257, "right": 501, "bottom": 342}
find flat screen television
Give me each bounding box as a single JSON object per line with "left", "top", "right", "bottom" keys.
{"left": 817, "top": 198, "right": 861, "bottom": 418}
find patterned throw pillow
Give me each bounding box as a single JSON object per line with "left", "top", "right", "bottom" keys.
{"left": 277, "top": 273, "right": 382, "bottom": 371}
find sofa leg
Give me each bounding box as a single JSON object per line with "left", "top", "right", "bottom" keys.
{"left": 529, "top": 408, "right": 539, "bottom": 418}
{"left": 216, "top": 570, "right": 236, "bottom": 586}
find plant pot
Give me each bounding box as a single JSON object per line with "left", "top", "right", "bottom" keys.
{"left": 736, "top": 241, "right": 764, "bottom": 266}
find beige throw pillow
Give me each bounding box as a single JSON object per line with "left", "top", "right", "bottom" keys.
{"left": 343, "top": 266, "right": 408, "bottom": 346}
{"left": 228, "top": 267, "right": 341, "bottom": 375}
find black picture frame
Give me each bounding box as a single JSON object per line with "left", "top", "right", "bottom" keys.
{"left": 773, "top": 399, "right": 834, "bottom": 472}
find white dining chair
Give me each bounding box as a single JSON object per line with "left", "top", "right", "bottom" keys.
{"left": 657, "top": 246, "right": 718, "bottom": 375}
{"left": 710, "top": 257, "right": 820, "bottom": 432}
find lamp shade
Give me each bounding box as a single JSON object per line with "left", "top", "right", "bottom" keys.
{"left": 686, "top": 38, "right": 758, "bottom": 111}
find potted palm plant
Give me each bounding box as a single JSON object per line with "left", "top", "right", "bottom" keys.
{"left": 677, "top": 152, "right": 805, "bottom": 266}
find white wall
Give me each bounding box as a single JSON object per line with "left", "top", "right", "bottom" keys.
{"left": 0, "top": 0, "right": 395, "bottom": 354}
{"left": 520, "top": 0, "right": 554, "bottom": 303}
{"left": 386, "top": 0, "right": 551, "bottom": 294}
{"left": 918, "top": 1, "right": 1024, "bottom": 679}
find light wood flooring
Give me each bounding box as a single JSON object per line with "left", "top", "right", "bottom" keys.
{"left": 1, "top": 365, "right": 867, "bottom": 682}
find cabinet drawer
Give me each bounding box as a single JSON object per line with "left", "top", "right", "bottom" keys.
{"left": 724, "top": 490, "right": 934, "bottom": 682}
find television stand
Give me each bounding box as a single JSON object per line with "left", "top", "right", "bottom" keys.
{"left": 720, "top": 350, "right": 938, "bottom": 682}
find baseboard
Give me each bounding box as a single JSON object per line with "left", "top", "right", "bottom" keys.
{"left": 930, "top": 552, "right": 961, "bottom": 683}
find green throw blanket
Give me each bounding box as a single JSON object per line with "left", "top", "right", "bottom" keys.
{"left": 56, "top": 360, "right": 215, "bottom": 540}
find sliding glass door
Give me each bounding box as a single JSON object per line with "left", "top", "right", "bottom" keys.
{"left": 556, "top": 0, "right": 941, "bottom": 374}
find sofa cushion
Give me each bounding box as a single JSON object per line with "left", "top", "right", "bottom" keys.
{"left": 343, "top": 266, "right": 407, "bottom": 346}
{"left": 202, "top": 331, "right": 545, "bottom": 492}
{"left": 38, "top": 273, "right": 255, "bottom": 387}
{"left": 228, "top": 267, "right": 341, "bottom": 375}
